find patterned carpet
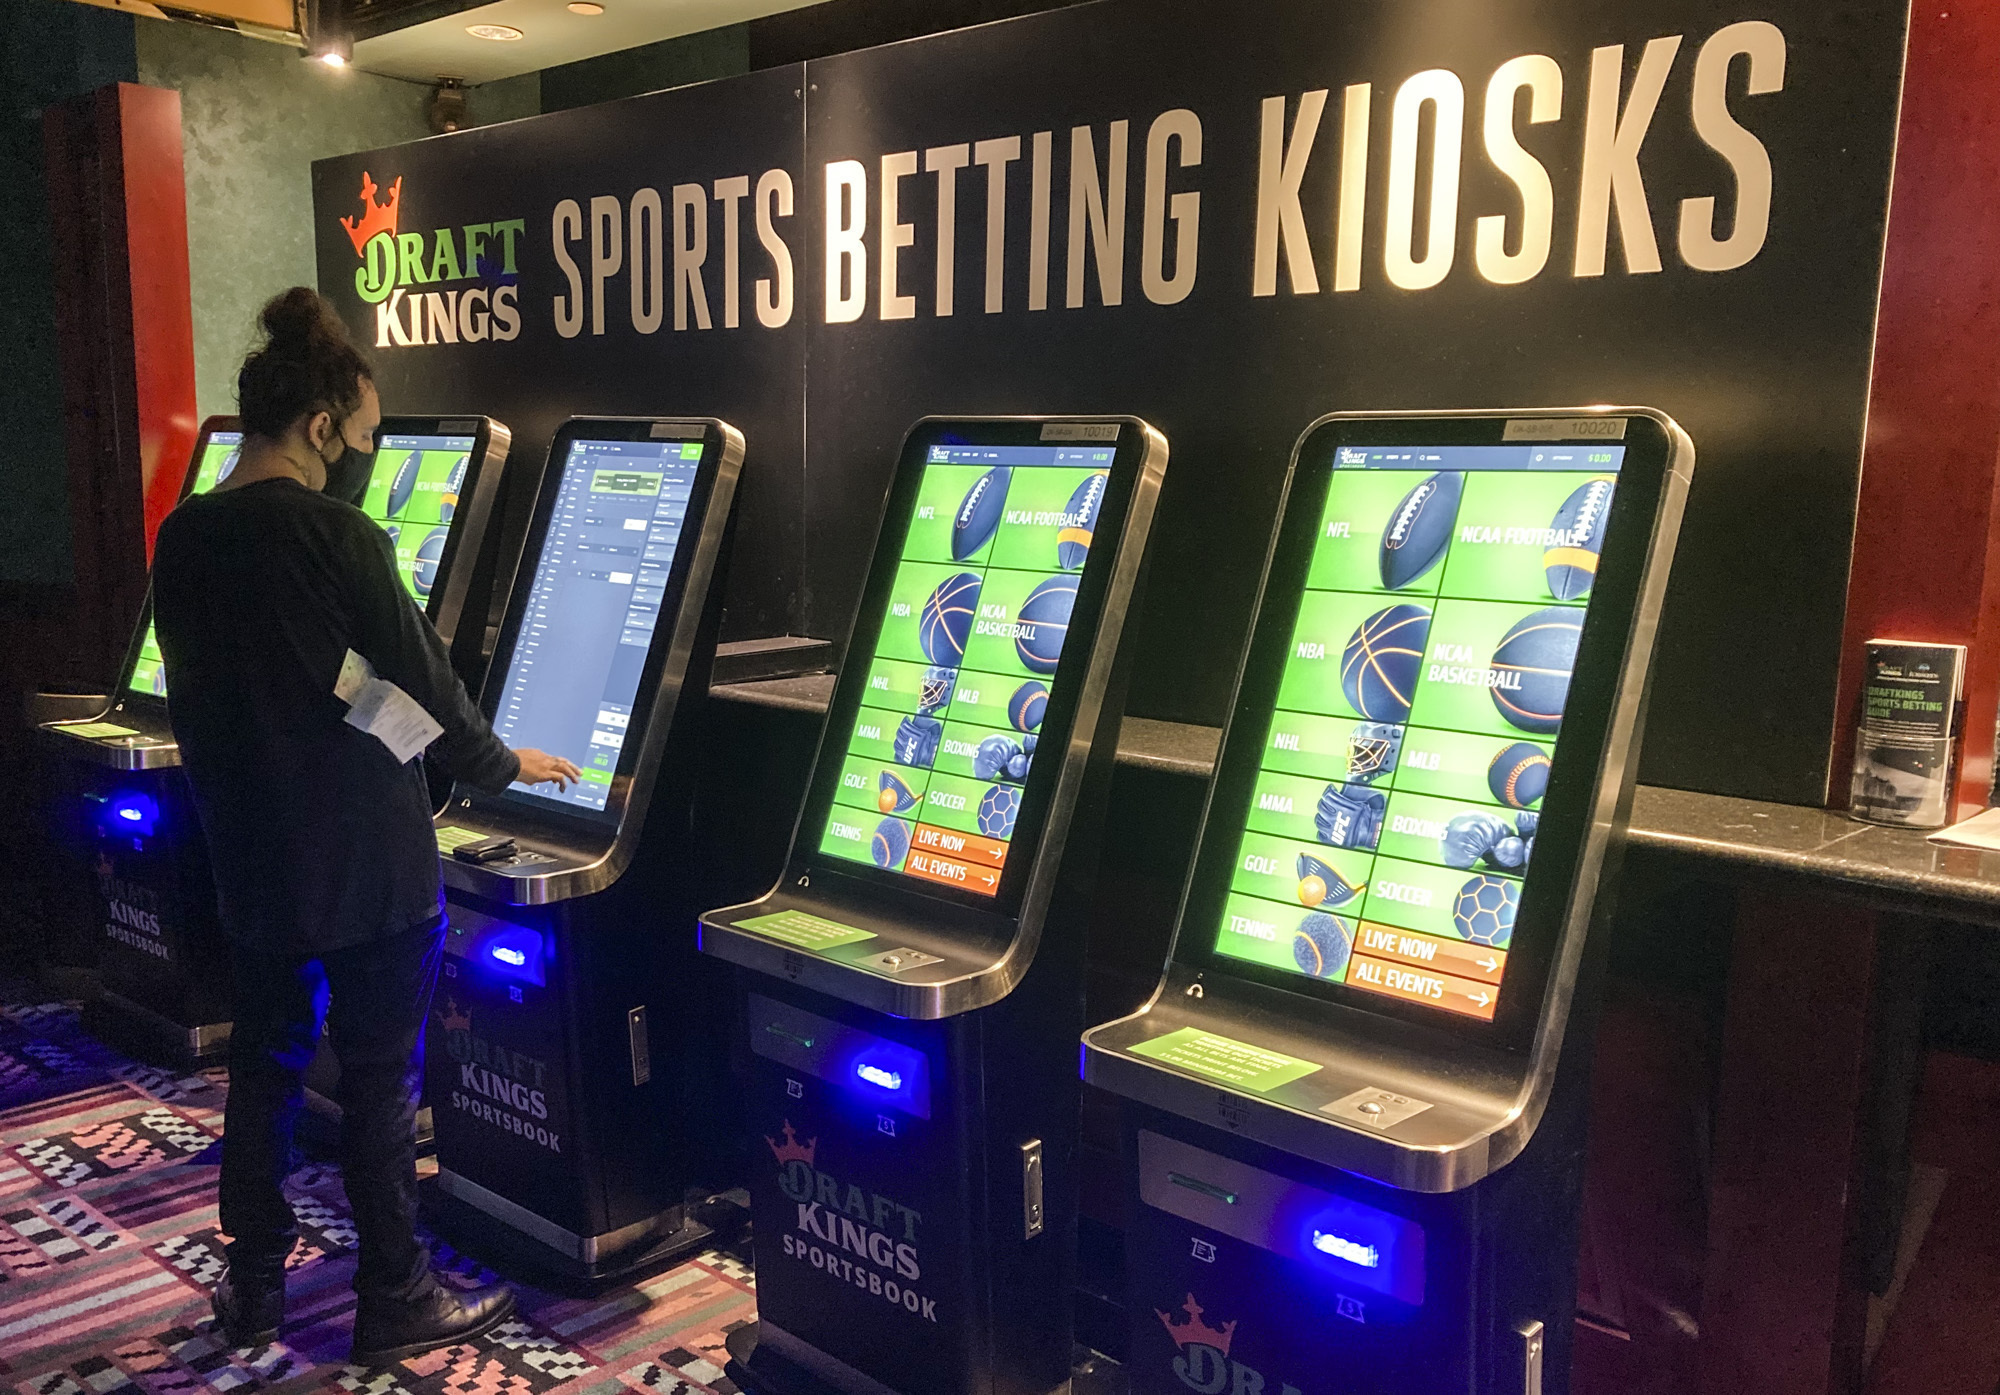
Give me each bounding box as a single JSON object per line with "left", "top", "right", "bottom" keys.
{"left": 0, "top": 995, "right": 758, "bottom": 1395}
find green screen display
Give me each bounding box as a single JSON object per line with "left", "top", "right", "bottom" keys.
{"left": 127, "top": 431, "right": 242, "bottom": 697}
{"left": 1210, "top": 443, "right": 1623, "bottom": 1021}
{"left": 129, "top": 432, "right": 474, "bottom": 697}
{"left": 816, "top": 442, "right": 1115, "bottom": 896}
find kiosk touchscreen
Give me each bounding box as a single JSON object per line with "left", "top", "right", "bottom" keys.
{"left": 39, "top": 415, "right": 511, "bottom": 1060}
{"left": 1083, "top": 410, "right": 1691, "bottom": 1395}
{"left": 423, "top": 417, "right": 742, "bottom": 1283}
{"left": 700, "top": 417, "right": 1167, "bottom": 1395}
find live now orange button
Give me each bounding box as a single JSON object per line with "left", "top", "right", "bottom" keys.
{"left": 1347, "top": 954, "right": 1499, "bottom": 1021}
{"left": 1354, "top": 922, "right": 1506, "bottom": 985}
{"left": 913, "top": 822, "right": 1008, "bottom": 868}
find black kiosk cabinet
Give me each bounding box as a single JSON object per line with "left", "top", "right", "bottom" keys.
{"left": 424, "top": 416, "right": 743, "bottom": 1283}
{"left": 700, "top": 417, "right": 1167, "bottom": 1395}
{"left": 40, "top": 415, "right": 511, "bottom": 1060}
{"left": 1083, "top": 409, "right": 1691, "bottom": 1395}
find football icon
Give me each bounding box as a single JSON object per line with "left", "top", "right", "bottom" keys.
{"left": 872, "top": 817, "right": 911, "bottom": 869}
{"left": 216, "top": 447, "right": 241, "bottom": 486}
{"left": 441, "top": 454, "right": 469, "bottom": 524}
{"left": 1545, "top": 475, "right": 1615, "bottom": 601}
{"left": 1007, "top": 680, "right": 1048, "bottom": 732}
{"left": 383, "top": 524, "right": 401, "bottom": 547}
{"left": 1453, "top": 875, "right": 1518, "bottom": 947}
{"left": 386, "top": 451, "right": 421, "bottom": 517}
{"left": 878, "top": 769, "right": 920, "bottom": 815}
{"left": 1015, "top": 575, "right": 1077, "bottom": 675}
{"left": 952, "top": 467, "right": 1010, "bottom": 560}
{"left": 1057, "top": 471, "right": 1109, "bottom": 570}
{"left": 920, "top": 573, "right": 982, "bottom": 666}
{"left": 1340, "top": 604, "right": 1431, "bottom": 722}
{"left": 1293, "top": 912, "right": 1353, "bottom": 979}
{"left": 1488, "top": 741, "right": 1552, "bottom": 808}
{"left": 978, "top": 784, "right": 1020, "bottom": 839}
{"left": 1379, "top": 471, "right": 1463, "bottom": 589}
{"left": 1490, "top": 608, "right": 1582, "bottom": 734}
{"left": 413, "top": 527, "right": 448, "bottom": 597}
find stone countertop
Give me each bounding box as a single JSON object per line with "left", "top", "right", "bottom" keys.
{"left": 710, "top": 675, "right": 2000, "bottom": 924}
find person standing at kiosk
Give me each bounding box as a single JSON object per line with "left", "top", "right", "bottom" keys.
{"left": 153, "top": 289, "right": 579, "bottom": 1362}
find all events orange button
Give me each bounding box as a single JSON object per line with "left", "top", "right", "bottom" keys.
{"left": 905, "top": 848, "right": 1002, "bottom": 896}
{"left": 1354, "top": 922, "right": 1506, "bottom": 985}
{"left": 912, "top": 822, "right": 1009, "bottom": 868}
{"left": 1345, "top": 954, "right": 1499, "bottom": 1021}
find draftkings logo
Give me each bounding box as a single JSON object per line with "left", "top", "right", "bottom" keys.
{"left": 436, "top": 997, "right": 563, "bottom": 1151}
{"left": 1159, "top": 1294, "right": 1312, "bottom": 1395}
{"left": 768, "top": 1121, "right": 940, "bottom": 1322}
{"left": 342, "top": 172, "right": 526, "bottom": 349}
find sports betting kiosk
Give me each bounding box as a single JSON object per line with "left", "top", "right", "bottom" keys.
{"left": 41, "top": 416, "right": 512, "bottom": 1060}
{"left": 700, "top": 417, "right": 1167, "bottom": 1395}
{"left": 423, "top": 417, "right": 742, "bottom": 1284}
{"left": 1083, "top": 410, "right": 1690, "bottom": 1395}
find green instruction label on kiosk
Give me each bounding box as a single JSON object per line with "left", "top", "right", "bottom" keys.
{"left": 1209, "top": 444, "right": 1624, "bottom": 1022}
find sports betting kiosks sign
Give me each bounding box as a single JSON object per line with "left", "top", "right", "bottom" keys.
{"left": 315, "top": 0, "right": 1907, "bottom": 805}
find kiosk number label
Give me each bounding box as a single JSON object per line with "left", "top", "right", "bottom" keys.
{"left": 1209, "top": 443, "right": 1625, "bottom": 1022}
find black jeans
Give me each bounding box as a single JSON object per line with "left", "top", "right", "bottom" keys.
{"left": 221, "top": 916, "right": 444, "bottom": 1304}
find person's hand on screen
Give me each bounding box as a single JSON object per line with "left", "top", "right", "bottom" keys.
{"left": 514, "top": 749, "right": 582, "bottom": 790}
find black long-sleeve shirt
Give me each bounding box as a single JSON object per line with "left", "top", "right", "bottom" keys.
{"left": 153, "top": 477, "right": 519, "bottom": 954}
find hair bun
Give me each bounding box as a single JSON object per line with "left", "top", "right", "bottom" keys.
{"left": 259, "top": 286, "right": 349, "bottom": 354}
{"left": 237, "top": 286, "right": 372, "bottom": 438}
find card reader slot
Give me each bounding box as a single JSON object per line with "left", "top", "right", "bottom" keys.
{"left": 1167, "top": 1172, "right": 1238, "bottom": 1205}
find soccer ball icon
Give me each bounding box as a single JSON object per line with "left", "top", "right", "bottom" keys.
{"left": 977, "top": 785, "right": 1020, "bottom": 839}
{"left": 1452, "top": 875, "right": 1518, "bottom": 947}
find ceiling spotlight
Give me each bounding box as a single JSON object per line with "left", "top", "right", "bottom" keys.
{"left": 567, "top": 3, "right": 605, "bottom": 13}
{"left": 466, "top": 22, "right": 524, "bottom": 39}
{"left": 303, "top": 0, "right": 353, "bottom": 64}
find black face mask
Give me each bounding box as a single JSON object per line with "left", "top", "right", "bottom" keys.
{"left": 323, "top": 441, "right": 376, "bottom": 507}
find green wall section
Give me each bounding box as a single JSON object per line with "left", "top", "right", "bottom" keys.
{"left": 0, "top": 0, "right": 137, "bottom": 587}
{"left": 539, "top": 24, "right": 748, "bottom": 112}
{"left": 135, "top": 22, "right": 540, "bottom": 420}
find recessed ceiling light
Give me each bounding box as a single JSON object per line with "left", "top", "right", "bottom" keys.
{"left": 567, "top": 3, "right": 604, "bottom": 14}
{"left": 466, "top": 22, "right": 524, "bottom": 39}
{"left": 317, "top": 51, "right": 347, "bottom": 65}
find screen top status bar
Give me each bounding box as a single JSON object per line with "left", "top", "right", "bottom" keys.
{"left": 378, "top": 436, "right": 474, "bottom": 451}
{"left": 1335, "top": 445, "right": 1625, "bottom": 472}
{"left": 928, "top": 445, "right": 1113, "bottom": 468}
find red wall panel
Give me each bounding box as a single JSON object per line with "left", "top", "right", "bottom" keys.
{"left": 1835, "top": 4, "right": 2000, "bottom": 815}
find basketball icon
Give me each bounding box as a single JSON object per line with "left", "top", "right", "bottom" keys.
{"left": 920, "top": 573, "right": 982, "bottom": 666}
{"left": 1340, "top": 604, "right": 1431, "bottom": 722}
{"left": 1015, "top": 575, "right": 1076, "bottom": 674}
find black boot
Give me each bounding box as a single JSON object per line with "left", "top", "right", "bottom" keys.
{"left": 350, "top": 1278, "right": 515, "bottom": 1366}
{"left": 212, "top": 1269, "right": 285, "bottom": 1348}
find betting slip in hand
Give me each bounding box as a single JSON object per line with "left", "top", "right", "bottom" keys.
{"left": 336, "top": 648, "right": 443, "bottom": 764}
